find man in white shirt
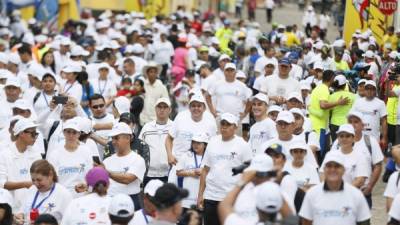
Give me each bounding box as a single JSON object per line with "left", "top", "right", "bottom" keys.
{"left": 299, "top": 152, "right": 371, "bottom": 225}
{"left": 0, "top": 118, "right": 42, "bottom": 210}
{"left": 198, "top": 113, "right": 252, "bottom": 225}
{"left": 139, "top": 97, "right": 173, "bottom": 185}
{"left": 0, "top": 77, "right": 22, "bottom": 129}
{"left": 102, "top": 122, "right": 146, "bottom": 210}
{"left": 150, "top": 32, "right": 174, "bottom": 84}
{"left": 351, "top": 80, "right": 388, "bottom": 145}
{"left": 252, "top": 60, "right": 275, "bottom": 93}
{"left": 248, "top": 93, "right": 276, "bottom": 155}
{"left": 260, "top": 58, "right": 300, "bottom": 105}
{"left": 90, "top": 63, "right": 117, "bottom": 107}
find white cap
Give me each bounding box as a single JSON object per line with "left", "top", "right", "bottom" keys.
{"left": 60, "top": 37, "right": 71, "bottom": 46}
{"left": 224, "top": 62, "right": 236, "bottom": 71}
{"left": 245, "top": 154, "right": 274, "bottom": 173}
{"left": 334, "top": 75, "right": 347, "bottom": 86}
{"left": 124, "top": 45, "right": 135, "bottom": 53}
{"left": 389, "top": 51, "right": 398, "bottom": 59}
{"left": 211, "top": 37, "right": 220, "bottom": 45}
{"left": 108, "top": 194, "right": 135, "bottom": 218}
{"left": 363, "top": 50, "right": 375, "bottom": 58}
{"left": 252, "top": 93, "right": 269, "bottom": 104}
{"left": 155, "top": 97, "right": 171, "bottom": 107}
{"left": 0, "top": 189, "right": 13, "bottom": 208}
{"left": 62, "top": 64, "right": 82, "bottom": 73}
{"left": 113, "top": 96, "right": 131, "bottom": 114}
{"left": 289, "top": 140, "right": 309, "bottom": 151}
{"left": 189, "top": 94, "right": 206, "bottom": 104}
{"left": 236, "top": 70, "right": 246, "bottom": 79}
{"left": 98, "top": 62, "right": 111, "bottom": 70}
{"left": 255, "top": 181, "right": 283, "bottom": 213}
{"left": 13, "top": 99, "right": 30, "bottom": 110}
{"left": 358, "top": 79, "right": 367, "bottom": 85}
{"left": 289, "top": 108, "right": 304, "bottom": 118}
{"left": 360, "top": 32, "right": 369, "bottom": 39}
{"left": 0, "top": 69, "right": 13, "bottom": 79}
{"left": 220, "top": 113, "right": 238, "bottom": 126}
{"left": 313, "top": 42, "right": 323, "bottom": 50}
{"left": 191, "top": 133, "right": 209, "bottom": 143}
{"left": 323, "top": 151, "right": 345, "bottom": 167}
{"left": 287, "top": 92, "right": 303, "bottom": 103}
{"left": 109, "top": 122, "right": 132, "bottom": 137}
{"left": 364, "top": 80, "right": 376, "bottom": 88}
{"left": 276, "top": 111, "right": 294, "bottom": 123}
{"left": 267, "top": 105, "right": 282, "bottom": 114}
{"left": 27, "top": 63, "right": 46, "bottom": 80}
{"left": 301, "top": 83, "right": 311, "bottom": 90}
{"left": 63, "top": 119, "right": 80, "bottom": 131}
{"left": 332, "top": 39, "right": 345, "bottom": 48}
{"left": 131, "top": 43, "right": 145, "bottom": 54}
{"left": 76, "top": 117, "right": 92, "bottom": 134}
{"left": 70, "top": 45, "right": 90, "bottom": 57}
{"left": 218, "top": 54, "right": 231, "bottom": 62}
{"left": 0, "top": 52, "right": 8, "bottom": 64}
{"left": 336, "top": 124, "right": 355, "bottom": 135}
{"left": 8, "top": 53, "right": 20, "bottom": 65}
{"left": 347, "top": 111, "right": 364, "bottom": 123}
{"left": 5, "top": 76, "right": 21, "bottom": 88}
{"left": 96, "top": 20, "right": 109, "bottom": 29}
{"left": 313, "top": 61, "right": 324, "bottom": 70}
{"left": 144, "top": 179, "right": 164, "bottom": 197}
{"left": 13, "top": 118, "right": 37, "bottom": 135}
{"left": 35, "top": 34, "right": 47, "bottom": 43}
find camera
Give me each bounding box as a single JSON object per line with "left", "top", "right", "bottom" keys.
{"left": 232, "top": 161, "right": 251, "bottom": 176}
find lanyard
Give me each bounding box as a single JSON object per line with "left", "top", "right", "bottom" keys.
{"left": 141, "top": 209, "right": 149, "bottom": 224}
{"left": 42, "top": 92, "right": 50, "bottom": 107}
{"left": 193, "top": 153, "right": 204, "bottom": 169}
{"left": 31, "top": 184, "right": 56, "bottom": 210}
{"left": 98, "top": 79, "right": 107, "bottom": 95}
{"left": 63, "top": 81, "right": 75, "bottom": 94}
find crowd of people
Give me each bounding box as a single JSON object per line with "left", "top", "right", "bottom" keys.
{"left": 0, "top": 2, "right": 399, "bottom": 225}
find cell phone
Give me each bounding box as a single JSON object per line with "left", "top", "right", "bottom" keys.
{"left": 53, "top": 95, "right": 68, "bottom": 105}
{"left": 93, "top": 156, "right": 101, "bottom": 164}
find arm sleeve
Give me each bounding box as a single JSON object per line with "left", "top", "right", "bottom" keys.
{"left": 129, "top": 157, "right": 146, "bottom": 181}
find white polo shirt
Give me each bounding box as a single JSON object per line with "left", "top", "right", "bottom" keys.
{"left": 202, "top": 135, "right": 252, "bottom": 201}
{"left": 103, "top": 151, "right": 146, "bottom": 195}
{"left": 90, "top": 78, "right": 117, "bottom": 100}
{"left": 299, "top": 182, "right": 371, "bottom": 225}
{"left": 248, "top": 117, "right": 277, "bottom": 155}
{"left": 284, "top": 162, "right": 320, "bottom": 188}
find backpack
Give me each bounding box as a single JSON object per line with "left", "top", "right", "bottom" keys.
{"left": 278, "top": 171, "right": 306, "bottom": 213}
{"left": 33, "top": 92, "right": 41, "bottom": 105}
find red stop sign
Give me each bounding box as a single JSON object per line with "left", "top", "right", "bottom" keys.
{"left": 379, "top": 0, "right": 397, "bottom": 15}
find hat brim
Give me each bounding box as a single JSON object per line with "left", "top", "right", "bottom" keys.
{"left": 142, "top": 64, "right": 162, "bottom": 78}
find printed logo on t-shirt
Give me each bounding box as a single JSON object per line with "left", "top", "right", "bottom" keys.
{"left": 19, "top": 168, "right": 28, "bottom": 175}
{"left": 59, "top": 164, "right": 86, "bottom": 175}
{"left": 315, "top": 206, "right": 353, "bottom": 218}
{"left": 43, "top": 203, "right": 55, "bottom": 213}
{"left": 123, "top": 167, "right": 129, "bottom": 173}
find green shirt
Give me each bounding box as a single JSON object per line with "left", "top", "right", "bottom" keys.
{"left": 309, "top": 83, "right": 330, "bottom": 133}
{"left": 329, "top": 90, "right": 355, "bottom": 126}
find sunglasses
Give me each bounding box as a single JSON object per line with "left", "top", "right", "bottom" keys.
{"left": 91, "top": 104, "right": 105, "bottom": 109}
{"left": 23, "top": 130, "right": 38, "bottom": 138}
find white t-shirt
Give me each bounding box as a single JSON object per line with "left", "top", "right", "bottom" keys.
{"left": 351, "top": 97, "right": 387, "bottom": 140}
{"left": 259, "top": 74, "right": 301, "bottom": 99}
{"left": 150, "top": 40, "right": 175, "bottom": 65}
{"left": 320, "top": 150, "right": 369, "bottom": 184}
{"left": 90, "top": 78, "right": 117, "bottom": 100}
{"left": 384, "top": 171, "right": 400, "bottom": 199}
{"left": 129, "top": 209, "right": 153, "bottom": 225}
{"left": 47, "top": 145, "right": 93, "bottom": 196}
{"left": 294, "top": 130, "right": 320, "bottom": 151}
{"left": 389, "top": 193, "right": 400, "bottom": 221}
{"left": 61, "top": 193, "right": 111, "bottom": 225}
{"left": 32, "top": 91, "right": 56, "bottom": 118}
{"left": 60, "top": 80, "right": 83, "bottom": 103}
{"left": 284, "top": 162, "right": 320, "bottom": 188}
{"left": 169, "top": 110, "right": 217, "bottom": 158}
{"left": 20, "top": 183, "right": 72, "bottom": 224}
{"left": 248, "top": 117, "right": 277, "bottom": 155}
{"left": 299, "top": 183, "right": 371, "bottom": 225}
{"left": 202, "top": 135, "right": 252, "bottom": 201}
{"left": 139, "top": 120, "right": 172, "bottom": 177}
{"left": 176, "top": 151, "right": 204, "bottom": 208}
{"left": 233, "top": 183, "right": 259, "bottom": 224}
{"left": 208, "top": 79, "right": 251, "bottom": 117}
{"left": 254, "top": 56, "right": 278, "bottom": 75}
{"left": 103, "top": 151, "right": 146, "bottom": 195}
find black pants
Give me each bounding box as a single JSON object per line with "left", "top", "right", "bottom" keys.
{"left": 235, "top": 6, "right": 242, "bottom": 18}
{"left": 160, "top": 64, "right": 169, "bottom": 85}
{"left": 143, "top": 176, "right": 168, "bottom": 187}
{"left": 329, "top": 124, "right": 339, "bottom": 143}
{"left": 129, "top": 193, "right": 142, "bottom": 210}
{"left": 204, "top": 199, "right": 220, "bottom": 225}
{"left": 364, "top": 194, "right": 372, "bottom": 209}
{"left": 248, "top": 9, "right": 255, "bottom": 21}
{"left": 388, "top": 124, "right": 396, "bottom": 145}
{"left": 266, "top": 8, "right": 272, "bottom": 23}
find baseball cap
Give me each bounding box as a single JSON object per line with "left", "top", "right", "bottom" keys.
{"left": 113, "top": 96, "right": 130, "bottom": 114}
{"left": 0, "top": 52, "right": 7, "bottom": 64}
{"left": 264, "top": 143, "right": 284, "bottom": 156}
{"left": 76, "top": 117, "right": 92, "bottom": 134}
{"left": 313, "top": 61, "right": 324, "bottom": 70}
{"left": 13, "top": 99, "right": 30, "bottom": 111}
{"left": 347, "top": 111, "right": 364, "bottom": 123}
{"left": 13, "top": 118, "right": 37, "bottom": 135}
{"left": 98, "top": 62, "right": 111, "bottom": 70}
{"left": 301, "top": 83, "right": 311, "bottom": 90}
{"left": 144, "top": 179, "right": 164, "bottom": 197}
{"left": 323, "top": 151, "right": 345, "bottom": 167}
{"left": 279, "top": 57, "right": 291, "bottom": 65}
{"left": 220, "top": 113, "right": 238, "bottom": 126}
{"left": 236, "top": 70, "right": 246, "bottom": 79}
{"left": 251, "top": 93, "right": 269, "bottom": 104}
{"left": 289, "top": 140, "right": 308, "bottom": 152}
{"left": 245, "top": 154, "right": 274, "bottom": 175}
{"left": 199, "top": 46, "right": 209, "bottom": 52}
{"left": 0, "top": 69, "right": 12, "bottom": 79}
{"left": 276, "top": 111, "right": 294, "bottom": 123}
{"left": 363, "top": 50, "right": 375, "bottom": 58}
{"left": 289, "top": 108, "right": 304, "bottom": 118}
{"left": 85, "top": 167, "right": 110, "bottom": 188}
{"left": 334, "top": 75, "right": 347, "bottom": 86}
{"left": 218, "top": 54, "right": 231, "bottom": 62}
{"left": 151, "top": 183, "right": 189, "bottom": 210}
{"left": 287, "top": 92, "right": 303, "bottom": 103}
{"left": 389, "top": 51, "right": 398, "bottom": 59}
{"left": 191, "top": 133, "right": 209, "bottom": 143}
{"left": 155, "top": 97, "right": 171, "bottom": 107}
{"left": 189, "top": 94, "right": 206, "bottom": 104}
{"left": 8, "top": 53, "right": 20, "bottom": 65}
{"left": 267, "top": 105, "right": 282, "bottom": 114}
{"left": 63, "top": 118, "right": 80, "bottom": 131}
{"left": 255, "top": 181, "right": 283, "bottom": 213}
{"left": 109, "top": 194, "right": 135, "bottom": 218}
{"left": 358, "top": 79, "right": 367, "bottom": 85}
{"left": 5, "top": 76, "right": 21, "bottom": 88}
{"left": 364, "top": 80, "right": 376, "bottom": 88}
{"left": 70, "top": 45, "right": 90, "bottom": 57}
{"left": 27, "top": 63, "right": 46, "bottom": 80}
{"left": 108, "top": 122, "right": 132, "bottom": 137}
{"left": 0, "top": 188, "right": 13, "bottom": 208}
{"left": 224, "top": 62, "right": 236, "bottom": 71}
{"left": 131, "top": 43, "right": 145, "bottom": 54}
{"left": 336, "top": 124, "right": 355, "bottom": 135}
{"left": 62, "top": 64, "right": 82, "bottom": 73}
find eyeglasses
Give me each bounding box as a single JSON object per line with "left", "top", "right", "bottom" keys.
{"left": 23, "top": 130, "right": 39, "bottom": 138}
{"left": 91, "top": 104, "right": 105, "bottom": 109}
{"left": 64, "top": 129, "right": 79, "bottom": 135}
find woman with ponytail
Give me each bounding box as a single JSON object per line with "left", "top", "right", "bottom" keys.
{"left": 61, "top": 167, "right": 111, "bottom": 225}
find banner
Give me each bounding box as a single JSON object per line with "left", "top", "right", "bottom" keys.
{"left": 344, "top": 0, "right": 394, "bottom": 46}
